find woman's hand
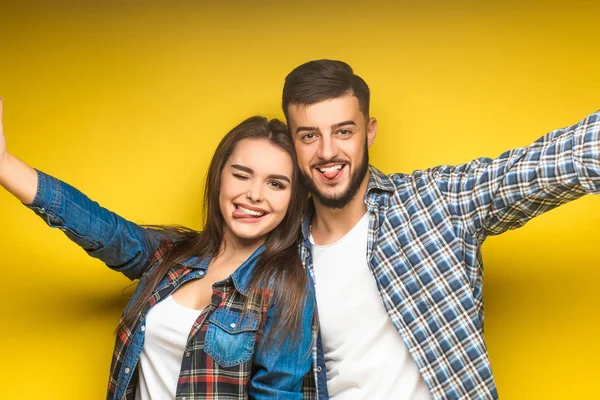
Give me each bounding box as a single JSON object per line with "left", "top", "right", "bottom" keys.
{"left": 0, "top": 97, "right": 39, "bottom": 204}
{"left": 0, "top": 97, "right": 6, "bottom": 171}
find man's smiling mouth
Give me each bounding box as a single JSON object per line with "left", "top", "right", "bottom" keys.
{"left": 315, "top": 163, "right": 346, "bottom": 180}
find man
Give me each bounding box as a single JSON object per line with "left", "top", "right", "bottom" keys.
{"left": 281, "top": 60, "right": 599, "bottom": 399}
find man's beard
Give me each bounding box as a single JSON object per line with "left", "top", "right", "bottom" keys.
{"left": 300, "top": 141, "right": 369, "bottom": 210}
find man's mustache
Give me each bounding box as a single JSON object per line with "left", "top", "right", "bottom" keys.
{"left": 310, "top": 159, "right": 350, "bottom": 169}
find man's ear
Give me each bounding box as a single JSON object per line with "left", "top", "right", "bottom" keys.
{"left": 367, "top": 117, "right": 378, "bottom": 148}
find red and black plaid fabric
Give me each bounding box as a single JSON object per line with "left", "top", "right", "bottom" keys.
{"left": 106, "top": 263, "right": 271, "bottom": 400}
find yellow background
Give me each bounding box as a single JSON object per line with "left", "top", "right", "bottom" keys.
{"left": 1, "top": 0, "right": 599, "bottom": 398}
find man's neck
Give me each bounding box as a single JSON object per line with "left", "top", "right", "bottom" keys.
{"left": 311, "top": 172, "right": 370, "bottom": 246}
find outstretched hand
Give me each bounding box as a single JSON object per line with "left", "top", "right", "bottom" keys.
{"left": 0, "top": 96, "right": 38, "bottom": 203}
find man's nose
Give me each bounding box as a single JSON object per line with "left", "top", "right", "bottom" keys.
{"left": 317, "top": 135, "right": 338, "bottom": 161}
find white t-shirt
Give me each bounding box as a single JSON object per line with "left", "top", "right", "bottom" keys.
{"left": 311, "top": 212, "right": 432, "bottom": 399}
{"left": 135, "top": 295, "right": 204, "bottom": 400}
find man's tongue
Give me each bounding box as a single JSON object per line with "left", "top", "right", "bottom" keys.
{"left": 321, "top": 166, "right": 341, "bottom": 179}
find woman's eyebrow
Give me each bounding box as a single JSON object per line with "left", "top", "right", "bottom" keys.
{"left": 231, "top": 164, "right": 253, "bottom": 174}
{"left": 231, "top": 164, "right": 291, "bottom": 183}
{"left": 268, "top": 174, "right": 291, "bottom": 183}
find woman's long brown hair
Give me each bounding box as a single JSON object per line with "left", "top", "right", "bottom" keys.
{"left": 117, "top": 116, "right": 309, "bottom": 345}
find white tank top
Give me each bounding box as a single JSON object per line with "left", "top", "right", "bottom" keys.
{"left": 135, "top": 295, "right": 204, "bottom": 400}
{"left": 311, "top": 212, "right": 432, "bottom": 399}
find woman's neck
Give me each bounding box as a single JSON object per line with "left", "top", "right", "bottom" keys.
{"left": 215, "top": 231, "right": 265, "bottom": 264}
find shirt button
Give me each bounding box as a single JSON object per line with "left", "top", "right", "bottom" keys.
{"left": 185, "top": 351, "right": 190, "bottom": 357}
{"left": 124, "top": 367, "right": 131, "bottom": 374}
{"left": 230, "top": 323, "right": 237, "bottom": 328}
{"left": 199, "top": 271, "right": 205, "bottom": 276}
{"left": 141, "top": 326, "right": 146, "bottom": 332}
{"left": 317, "top": 366, "right": 322, "bottom": 373}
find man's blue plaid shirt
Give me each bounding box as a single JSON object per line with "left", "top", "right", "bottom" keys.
{"left": 299, "top": 111, "right": 600, "bottom": 399}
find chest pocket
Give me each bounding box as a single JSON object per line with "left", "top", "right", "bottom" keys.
{"left": 204, "top": 309, "right": 260, "bottom": 367}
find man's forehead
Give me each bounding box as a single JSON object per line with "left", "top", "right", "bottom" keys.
{"left": 288, "top": 95, "right": 361, "bottom": 127}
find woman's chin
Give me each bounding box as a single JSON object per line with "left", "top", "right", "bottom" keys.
{"left": 226, "top": 227, "right": 268, "bottom": 246}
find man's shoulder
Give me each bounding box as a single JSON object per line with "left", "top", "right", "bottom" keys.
{"left": 368, "top": 165, "right": 436, "bottom": 193}
{"left": 369, "top": 157, "right": 494, "bottom": 193}
{"left": 367, "top": 162, "right": 482, "bottom": 210}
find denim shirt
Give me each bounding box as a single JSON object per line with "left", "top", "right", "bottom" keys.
{"left": 26, "top": 170, "right": 315, "bottom": 400}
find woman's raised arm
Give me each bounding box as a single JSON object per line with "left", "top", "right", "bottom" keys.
{"left": 0, "top": 97, "right": 38, "bottom": 204}
{"left": 0, "top": 97, "right": 167, "bottom": 280}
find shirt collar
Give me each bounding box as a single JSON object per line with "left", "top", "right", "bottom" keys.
{"left": 179, "top": 256, "right": 207, "bottom": 268}
{"left": 178, "top": 244, "right": 265, "bottom": 296}
{"left": 301, "top": 165, "right": 395, "bottom": 240}
{"left": 230, "top": 244, "right": 265, "bottom": 296}
{"left": 366, "top": 165, "right": 396, "bottom": 193}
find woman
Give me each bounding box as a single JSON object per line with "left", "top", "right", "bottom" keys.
{"left": 0, "top": 97, "right": 314, "bottom": 400}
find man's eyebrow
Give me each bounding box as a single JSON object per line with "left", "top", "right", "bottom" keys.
{"left": 295, "top": 126, "right": 317, "bottom": 134}
{"left": 231, "top": 164, "right": 290, "bottom": 183}
{"left": 295, "top": 120, "right": 357, "bottom": 135}
{"left": 332, "top": 120, "right": 357, "bottom": 129}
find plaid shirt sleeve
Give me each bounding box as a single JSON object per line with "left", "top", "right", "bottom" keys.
{"left": 431, "top": 111, "right": 600, "bottom": 241}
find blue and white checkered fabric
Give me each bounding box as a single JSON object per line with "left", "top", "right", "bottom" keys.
{"left": 300, "top": 111, "right": 600, "bottom": 399}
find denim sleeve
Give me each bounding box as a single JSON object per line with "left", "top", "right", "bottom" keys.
{"left": 249, "top": 285, "right": 315, "bottom": 399}
{"left": 433, "top": 111, "right": 600, "bottom": 241}
{"left": 26, "top": 169, "right": 163, "bottom": 280}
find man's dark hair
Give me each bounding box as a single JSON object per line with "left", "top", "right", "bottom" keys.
{"left": 282, "top": 59, "right": 370, "bottom": 121}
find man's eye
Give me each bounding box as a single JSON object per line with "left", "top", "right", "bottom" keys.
{"left": 302, "top": 133, "right": 316, "bottom": 141}
{"left": 338, "top": 129, "right": 352, "bottom": 135}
